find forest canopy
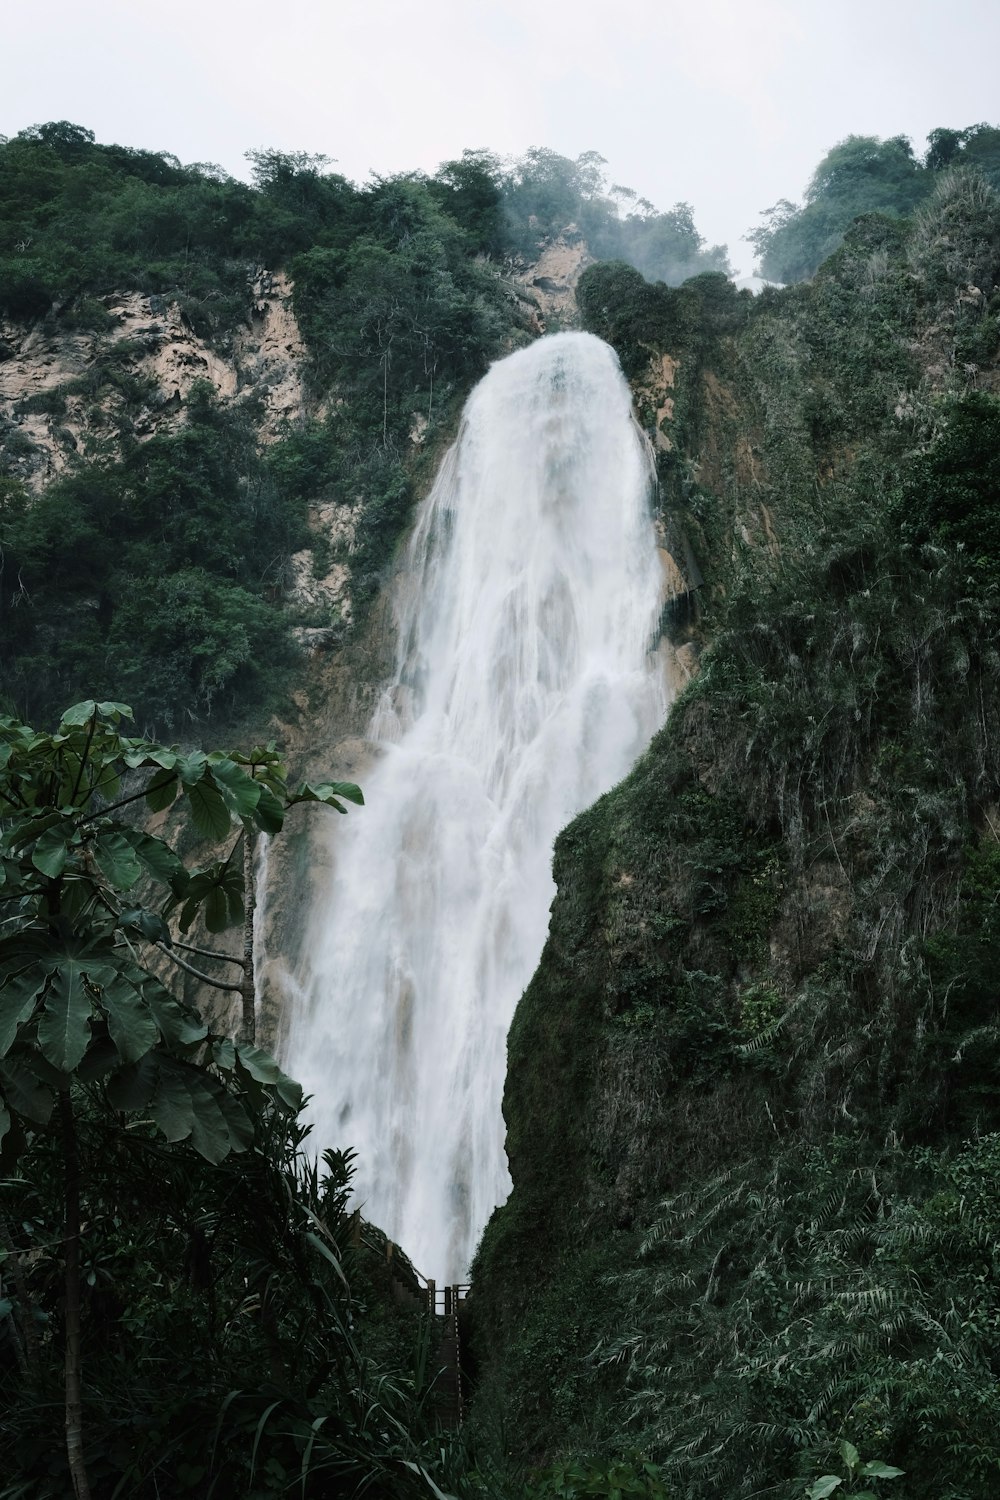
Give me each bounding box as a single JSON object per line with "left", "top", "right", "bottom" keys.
{"left": 749, "top": 123, "right": 1000, "bottom": 282}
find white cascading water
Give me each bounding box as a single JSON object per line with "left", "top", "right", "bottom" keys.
{"left": 282, "top": 331, "right": 670, "bottom": 1280}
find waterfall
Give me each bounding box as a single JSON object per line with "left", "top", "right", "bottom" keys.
{"left": 282, "top": 331, "right": 670, "bottom": 1280}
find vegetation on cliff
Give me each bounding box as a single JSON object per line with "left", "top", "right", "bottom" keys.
{"left": 0, "top": 700, "right": 455, "bottom": 1499}
{"left": 6, "top": 111, "right": 1000, "bottom": 1498}
{"left": 0, "top": 124, "right": 729, "bottom": 733}
{"left": 471, "top": 156, "right": 1000, "bottom": 1498}
{"left": 749, "top": 123, "right": 1000, "bottom": 283}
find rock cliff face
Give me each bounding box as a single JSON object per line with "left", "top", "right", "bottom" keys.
{"left": 469, "top": 194, "right": 1000, "bottom": 1492}
{"left": 521, "top": 228, "right": 592, "bottom": 327}
{"left": 0, "top": 272, "right": 306, "bottom": 491}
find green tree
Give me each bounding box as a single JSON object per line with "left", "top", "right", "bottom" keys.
{"left": 0, "top": 699, "right": 362, "bottom": 1498}
{"left": 750, "top": 134, "right": 927, "bottom": 282}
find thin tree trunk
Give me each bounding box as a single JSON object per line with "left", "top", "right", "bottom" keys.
{"left": 59, "top": 1087, "right": 92, "bottom": 1500}
{"left": 239, "top": 830, "right": 257, "bottom": 1046}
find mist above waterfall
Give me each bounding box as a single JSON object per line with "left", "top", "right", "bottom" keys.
{"left": 283, "top": 331, "right": 669, "bottom": 1280}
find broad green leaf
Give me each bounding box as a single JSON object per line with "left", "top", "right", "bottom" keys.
{"left": 859, "top": 1463, "right": 904, "bottom": 1479}
{"left": 0, "top": 971, "right": 44, "bottom": 1056}
{"left": 91, "top": 763, "right": 121, "bottom": 802}
{"left": 31, "top": 824, "right": 71, "bottom": 878}
{"left": 76, "top": 1033, "right": 120, "bottom": 1083}
{"left": 92, "top": 831, "right": 142, "bottom": 891}
{"left": 233, "top": 1043, "right": 281, "bottom": 1085}
{"left": 57, "top": 752, "right": 83, "bottom": 805}
{"left": 253, "top": 786, "right": 285, "bottom": 835}
{"left": 187, "top": 1090, "right": 236, "bottom": 1162}
{"left": 292, "top": 780, "right": 364, "bottom": 814}
{"left": 214, "top": 1086, "right": 253, "bottom": 1155}
{"left": 0, "top": 1057, "right": 54, "bottom": 1124}
{"left": 203, "top": 885, "right": 231, "bottom": 933}
{"left": 148, "top": 1061, "right": 239, "bottom": 1163}
{"left": 142, "top": 979, "right": 207, "bottom": 1049}
{"left": 122, "top": 831, "right": 184, "bottom": 886}
{"left": 37, "top": 959, "right": 93, "bottom": 1072}
{"left": 325, "top": 780, "right": 363, "bottom": 804}
{"left": 10, "top": 810, "right": 64, "bottom": 852}
{"left": 147, "top": 1062, "right": 197, "bottom": 1144}
{"left": 185, "top": 777, "right": 231, "bottom": 840}
{"left": 179, "top": 863, "right": 243, "bottom": 932}
{"left": 212, "top": 1038, "right": 237, "bottom": 1070}
{"left": 178, "top": 897, "right": 201, "bottom": 934}
{"left": 0, "top": 930, "right": 54, "bottom": 976}
{"left": 106, "top": 1053, "right": 158, "bottom": 1112}
{"left": 806, "top": 1480, "right": 842, "bottom": 1500}
{"left": 96, "top": 701, "right": 132, "bottom": 722}
{"left": 138, "top": 746, "right": 181, "bottom": 770}
{"left": 101, "top": 975, "right": 159, "bottom": 1064}
{"left": 207, "top": 758, "right": 262, "bottom": 819}
{"left": 176, "top": 752, "right": 208, "bottom": 786}
{"left": 313, "top": 780, "right": 364, "bottom": 804}
{"left": 59, "top": 700, "right": 98, "bottom": 728}
{"left": 234, "top": 743, "right": 282, "bottom": 769}
{"left": 839, "top": 1441, "right": 859, "bottom": 1473}
{"left": 274, "top": 1071, "right": 303, "bottom": 1113}
{"left": 233, "top": 1044, "right": 301, "bottom": 1111}
{"left": 275, "top": 1074, "right": 302, "bottom": 1122}
{"left": 145, "top": 768, "right": 178, "bottom": 812}
{"left": 120, "top": 907, "right": 173, "bottom": 946}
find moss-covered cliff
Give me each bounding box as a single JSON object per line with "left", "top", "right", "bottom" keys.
{"left": 471, "top": 173, "right": 1000, "bottom": 1498}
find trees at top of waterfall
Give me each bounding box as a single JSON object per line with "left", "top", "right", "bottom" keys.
{"left": 0, "top": 123, "right": 261, "bottom": 327}
{"left": 609, "top": 201, "right": 732, "bottom": 287}
{"left": 576, "top": 261, "right": 750, "bottom": 380}
{"left": 431, "top": 149, "right": 506, "bottom": 255}
{"left": 0, "top": 698, "right": 363, "bottom": 1499}
{"left": 925, "top": 121, "right": 1000, "bottom": 184}
{"left": 497, "top": 147, "right": 731, "bottom": 284}
{"left": 501, "top": 147, "right": 604, "bottom": 250}
{"left": 244, "top": 147, "right": 364, "bottom": 261}
{"left": 750, "top": 134, "right": 928, "bottom": 283}
{"left": 292, "top": 207, "right": 505, "bottom": 434}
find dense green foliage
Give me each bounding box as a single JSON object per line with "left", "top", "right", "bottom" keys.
{"left": 0, "top": 122, "right": 258, "bottom": 333}
{"left": 472, "top": 133, "right": 1000, "bottom": 1499}
{"left": 0, "top": 702, "right": 460, "bottom": 1498}
{"left": 749, "top": 123, "right": 1000, "bottom": 283}
{"left": 0, "top": 125, "right": 528, "bottom": 722}
{"left": 0, "top": 384, "right": 303, "bottom": 730}
{"left": 0, "top": 122, "right": 734, "bottom": 729}
{"left": 3, "top": 1102, "right": 452, "bottom": 1498}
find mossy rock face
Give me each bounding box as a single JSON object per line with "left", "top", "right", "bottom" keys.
{"left": 471, "top": 165, "right": 1000, "bottom": 1497}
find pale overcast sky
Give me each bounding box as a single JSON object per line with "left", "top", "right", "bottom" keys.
{"left": 4, "top": 0, "right": 1000, "bottom": 276}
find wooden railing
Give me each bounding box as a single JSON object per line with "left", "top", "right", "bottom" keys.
{"left": 425, "top": 1280, "right": 470, "bottom": 1428}
{"left": 348, "top": 1214, "right": 470, "bottom": 1428}
{"left": 424, "top": 1280, "right": 470, "bottom": 1316}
